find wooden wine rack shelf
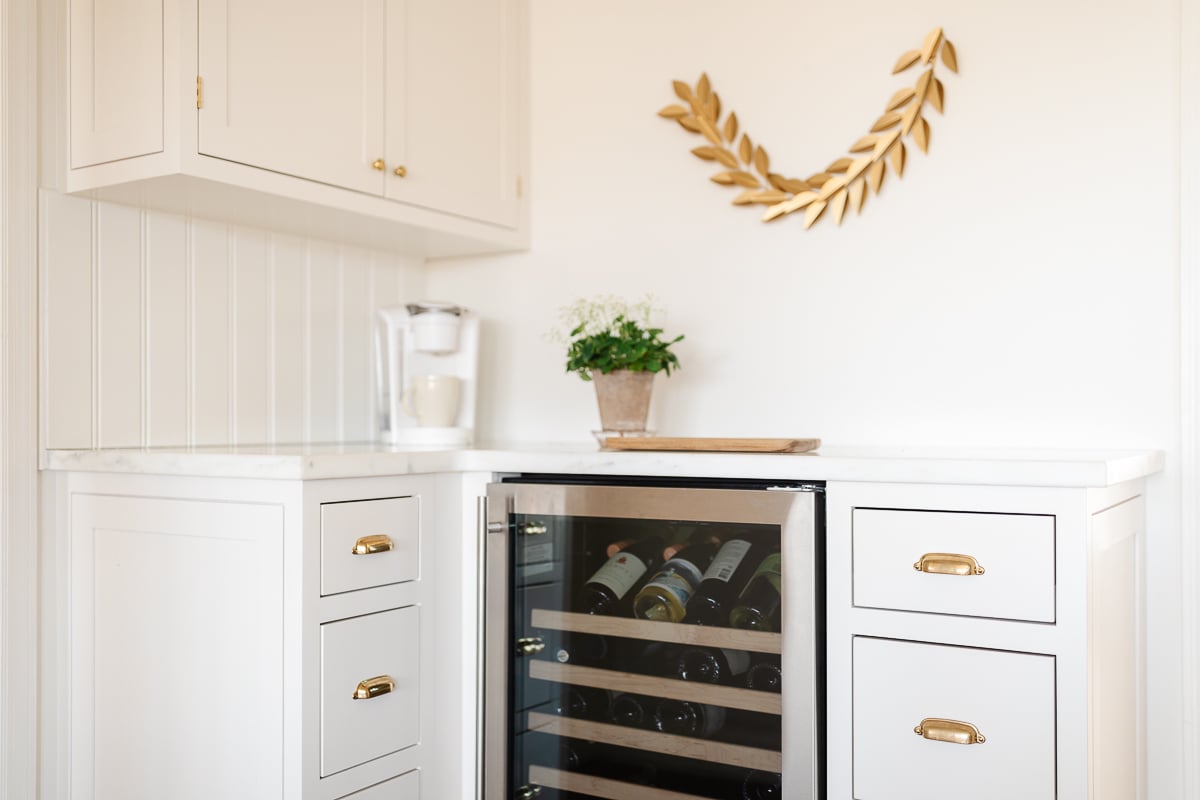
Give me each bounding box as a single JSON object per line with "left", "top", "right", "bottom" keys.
{"left": 528, "top": 765, "right": 712, "bottom": 800}
{"left": 529, "top": 609, "right": 782, "bottom": 655}
{"left": 528, "top": 660, "right": 782, "bottom": 716}
{"left": 526, "top": 712, "right": 783, "bottom": 773}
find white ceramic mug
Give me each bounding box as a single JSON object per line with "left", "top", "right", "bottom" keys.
{"left": 402, "top": 375, "right": 462, "bottom": 427}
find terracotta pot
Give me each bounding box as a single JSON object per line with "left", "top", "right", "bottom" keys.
{"left": 591, "top": 369, "right": 655, "bottom": 432}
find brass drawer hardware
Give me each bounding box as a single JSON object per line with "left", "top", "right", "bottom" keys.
{"left": 914, "top": 717, "right": 986, "bottom": 745}
{"left": 393, "top": 165, "right": 407, "bottom": 177}
{"left": 515, "top": 637, "right": 546, "bottom": 656}
{"left": 351, "top": 534, "right": 394, "bottom": 555}
{"left": 913, "top": 552, "right": 985, "bottom": 576}
{"left": 518, "top": 521, "right": 547, "bottom": 536}
{"left": 352, "top": 675, "right": 396, "bottom": 700}
{"left": 514, "top": 786, "right": 542, "bottom": 800}
{"left": 371, "top": 158, "right": 386, "bottom": 171}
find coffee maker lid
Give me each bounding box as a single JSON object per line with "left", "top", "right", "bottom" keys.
{"left": 406, "top": 301, "right": 465, "bottom": 317}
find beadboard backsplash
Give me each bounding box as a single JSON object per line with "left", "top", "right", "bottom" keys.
{"left": 40, "top": 190, "right": 426, "bottom": 450}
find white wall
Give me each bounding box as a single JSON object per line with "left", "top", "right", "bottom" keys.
{"left": 426, "top": 0, "right": 1184, "bottom": 794}
{"left": 40, "top": 190, "right": 426, "bottom": 449}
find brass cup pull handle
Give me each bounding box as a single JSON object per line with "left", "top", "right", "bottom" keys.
{"left": 914, "top": 717, "right": 986, "bottom": 745}
{"left": 352, "top": 675, "right": 396, "bottom": 700}
{"left": 393, "top": 165, "right": 407, "bottom": 177}
{"left": 371, "top": 158, "right": 386, "bottom": 171}
{"left": 515, "top": 637, "right": 546, "bottom": 656}
{"left": 352, "top": 534, "right": 394, "bottom": 555}
{"left": 913, "top": 552, "right": 985, "bottom": 576}
{"left": 518, "top": 521, "right": 547, "bottom": 536}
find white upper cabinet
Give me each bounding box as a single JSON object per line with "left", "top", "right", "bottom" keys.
{"left": 55, "top": 0, "right": 528, "bottom": 257}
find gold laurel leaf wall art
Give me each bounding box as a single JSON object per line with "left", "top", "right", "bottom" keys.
{"left": 657, "top": 27, "right": 959, "bottom": 229}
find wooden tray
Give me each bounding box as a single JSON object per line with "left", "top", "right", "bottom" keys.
{"left": 602, "top": 436, "right": 820, "bottom": 453}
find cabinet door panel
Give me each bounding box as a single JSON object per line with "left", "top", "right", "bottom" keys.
{"left": 198, "top": 0, "right": 385, "bottom": 195}
{"left": 385, "top": 0, "right": 520, "bottom": 227}
{"left": 71, "top": 0, "right": 164, "bottom": 167}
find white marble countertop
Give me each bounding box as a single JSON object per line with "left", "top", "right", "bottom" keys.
{"left": 40, "top": 442, "right": 1165, "bottom": 488}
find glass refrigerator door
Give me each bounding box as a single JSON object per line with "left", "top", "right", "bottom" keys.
{"left": 487, "top": 483, "right": 818, "bottom": 800}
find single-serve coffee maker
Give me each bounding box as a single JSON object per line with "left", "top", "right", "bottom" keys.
{"left": 375, "top": 302, "right": 479, "bottom": 447}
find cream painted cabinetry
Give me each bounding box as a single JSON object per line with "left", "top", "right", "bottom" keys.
{"left": 826, "top": 480, "right": 1146, "bottom": 800}
{"left": 42, "top": 470, "right": 482, "bottom": 800}
{"left": 53, "top": 0, "right": 527, "bottom": 256}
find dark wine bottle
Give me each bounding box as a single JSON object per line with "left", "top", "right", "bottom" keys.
{"left": 686, "top": 537, "right": 770, "bottom": 626}
{"left": 742, "top": 769, "right": 783, "bottom": 800}
{"left": 676, "top": 646, "right": 751, "bottom": 684}
{"left": 608, "top": 692, "right": 653, "bottom": 728}
{"left": 576, "top": 536, "right": 665, "bottom": 616}
{"left": 632, "top": 534, "right": 719, "bottom": 622}
{"left": 745, "top": 656, "right": 783, "bottom": 693}
{"left": 729, "top": 551, "right": 782, "bottom": 631}
{"left": 562, "top": 685, "right": 613, "bottom": 720}
{"left": 652, "top": 698, "right": 726, "bottom": 738}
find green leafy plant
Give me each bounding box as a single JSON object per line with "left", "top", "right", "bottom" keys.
{"left": 555, "top": 296, "right": 684, "bottom": 381}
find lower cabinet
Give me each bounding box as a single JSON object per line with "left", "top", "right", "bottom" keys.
{"left": 43, "top": 470, "right": 475, "bottom": 800}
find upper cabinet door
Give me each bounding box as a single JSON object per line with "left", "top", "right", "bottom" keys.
{"left": 71, "top": 0, "right": 164, "bottom": 168}
{"left": 198, "top": 0, "right": 386, "bottom": 196}
{"left": 385, "top": 0, "right": 521, "bottom": 228}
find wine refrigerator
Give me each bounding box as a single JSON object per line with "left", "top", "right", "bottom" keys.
{"left": 483, "top": 477, "right": 824, "bottom": 800}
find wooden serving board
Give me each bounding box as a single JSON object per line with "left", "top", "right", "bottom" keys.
{"left": 602, "top": 436, "right": 820, "bottom": 453}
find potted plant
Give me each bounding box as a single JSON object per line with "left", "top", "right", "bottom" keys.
{"left": 556, "top": 296, "right": 684, "bottom": 433}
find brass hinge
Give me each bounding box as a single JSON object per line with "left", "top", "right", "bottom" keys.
{"left": 196, "top": 76, "right": 203, "bottom": 109}
{"left": 516, "top": 175, "right": 523, "bottom": 198}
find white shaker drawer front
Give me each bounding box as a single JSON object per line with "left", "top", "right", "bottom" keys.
{"left": 336, "top": 770, "right": 419, "bottom": 799}
{"left": 852, "top": 637, "right": 1055, "bottom": 800}
{"left": 321, "top": 607, "right": 420, "bottom": 778}
{"left": 852, "top": 508, "right": 1055, "bottom": 622}
{"left": 322, "top": 497, "right": 420, "bottom": 596}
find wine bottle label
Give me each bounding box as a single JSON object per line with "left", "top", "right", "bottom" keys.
{"left": 641, "top": 558, "right": 704, "bottom": 609}
{"left": 586, "top": 552, "right": 649, "bottom": 599}
{"left": 702, "top": 539, "right": 752, "bottom": 583}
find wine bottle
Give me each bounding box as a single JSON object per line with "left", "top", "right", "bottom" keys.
{"left": 562, "top": 685, "right": 613, "bottom": 720}
{"left": 652, "top": 698, "right": 726, "bottom": 738}
{"left": 576, "top": 535, "right": 665, "bottom": 616}
{"left": 741, "top": 769, "right": 783, "bottom": 800}
{"left": 686, "top": 537, "right": 770, "bottom": 626}
{"left": 608, "top": 692, "right": 652, "bottom": 728}
{"left": 745, "top": 656, "right": 783, "bottom": 693}
{"left": 729, "top": 552, "right": 782, "bottom": 631}
{"left": 676, "top": 646, "right": 751, "bottom": 684}
{"left": 632, "top": 534, "right": 719, "bottom": 622}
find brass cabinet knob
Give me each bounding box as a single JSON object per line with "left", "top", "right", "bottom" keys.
{"left": 515, "top": 637, "right": 546, "bottom": 656}
{"left": 371, "top": 158, "right": 386, "bottom": 171}
{"left": 393, "top": 165, "right": 407, "bottom": 177}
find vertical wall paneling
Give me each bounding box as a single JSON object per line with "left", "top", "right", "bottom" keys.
{"left": 96, "top": 204, "right": 143, "bottom": 448}
{"left": 40, "top": 195, "right": 428, "bottom": 450}
{"left": 145, "top": 211, "right": 189, "bottom": 446}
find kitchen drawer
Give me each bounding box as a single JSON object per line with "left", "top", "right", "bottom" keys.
{"left": 337, "top": 770, "right": 419, "bottom": 800}
{"left": 852, "top": 637, "right": 1055, "bottom": 800}
{"left": 853, "top": 508, "right": 1055, "bottom": 622}
{"left": 321, "top": 606, "right": 420, "bottom": 777}
{"left": 322, "top": 496, "right": 420, "bottom": 596}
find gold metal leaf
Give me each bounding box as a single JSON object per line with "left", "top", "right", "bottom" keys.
{"left": 915, "top": 69, "right": 933, "bottom": 105}
{"left": 913, "top": 118, "right": 930, "bottom": 153}
{"left": 803, "top": 200, "right": 828, "bottom": 229}
{"left": 696, "top": 73, "right": 712, "bottom": 102}
{"left": 715, "top": 149, "right": 739, "bottom": 169}
{"left": 763, "top": 191, "right": 818, "bottom": 222}
{"left": 711, "top": 172, "right": 737, "bottom": 185}
{"left": 775, "top": 176, "right": 813, "bottom": 194}
{"left": 848, "top": 178, "right": 867, "bottom": 214}
{"left": 847, "top": 156, "right": 873, "bottom": 181}
{"left": 748, "top": 190, "right": 790, "bottom": 205}
{"left": 733, "top": 189, "right": 759, "bottom": 206}
{"left": 658, "top": 104, "right": 689, "bottom": 119}
{"left": 730, "top": 170, "right": 761, "bottom": 188}
{"left": 739, "top": 134, "right": 753, "bottom": 165}
{"left": 941, "top": 39, "right": 959, "bottom": 73}
{"left": 673, "top": 81, "right": 693, "bottom": 102}
{"left": 691, "top": 146, "right": 721, "bottom": 161}
{"left": 868, "top": 159, "right": 886, "bottom": 194}
{"left": 826, "top": 157, "right": 854, "bottom": 174}
{"left": 920, "top": 27, "right": 944, "bottom": 65}
{"left": 818, "top": 176, "right": 849, "bottom": 201}
{"left": 901, "top": 103, "right": 920, "bottom": 136}
{"left": 892, "top": 49, "right": 921, "bottom": 74}
{"left": 830, "top": 188, "right": 849, "bottom": 225}
{"left": 874, "top": 129, "right": 902, "bottom": 158}
{"left": 711, "top": 93, "right": 722, "bottom": 123}
{"left": 753, "top": 146, "right": 770, "bottom": 177}
{"left": 891, "top": 141, "right": 907, "bottom": 177}
{"left": 702, "top": 94, "right": 719, "bottom": 124}
{"left": 886, "top": 88, "right": 916, "bottom": 112}
{"left": 724, "top": 112, "right": 739, "bottom": 144}
{"left": 928, "top": 78, "right": 944, "bottom": 113}
{"left": 679, "top": 115, "right": 703, "bottom": 133}
{"left": 871, "top": 111, "right": 902, "bottom": 132}
{"left": 849, "top": 135, "right": 878, "bottom": 153}
{"left": 807, "top": 172, "right": 834, "bottom": 188}
{"left": 698, "top": 117, "right": 723, "bottom": 146}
